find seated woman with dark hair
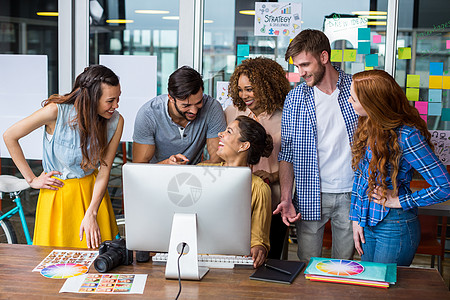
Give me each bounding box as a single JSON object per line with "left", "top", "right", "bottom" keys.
{"left": 200, "top": 115, "right": 273, "bottom": 268}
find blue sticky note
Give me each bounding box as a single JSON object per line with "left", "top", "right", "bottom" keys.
{"left": 428, "top": 102, "right": 442, "bottom": 116}
{"left": 358, "top": 42, "right": 371, "bottom": 54}
{"left": 237, "top": 44, "right": 250, "bottom": 57}
{"left": 358, "top": 28, "right": 370, "bottom": 40}
{"left": 237, "top": 56, "right": 246, "bottom": 65}
{"left": 428, "top": 89, "right": 442, "bottom": 102}
{"left": 442, "top": 108, "right": 450, "bottom": 121}
{"left": 365, "top": 54, "right": 379, "bottom": 67}
{"left": 429, "top": 62, "right": 444, "bottom": 76}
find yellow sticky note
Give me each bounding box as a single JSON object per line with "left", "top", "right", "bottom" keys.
{"left": 289, "top": 57, "right": 293, "bottom": 64}
{"left": 443, "top": 76, "right": 450, "bottom": 89}
{"left": 330, "top": 50, "right": 342, "bottom": 62}
{"left": 343, "top": 49, "right": 357, "bottom": 62}
{"left": 398, "top": 47, "right": 412, "bottom": 59}
{"left": 429, "top": 76, "right": 443, "bottom": 89}
{"left": 406, "top": 75, "right": 420, "bottom": 88}
{"left": 365, "top": 66, "right": 374, "bottom": 70}
{"left": 406, "top": 88, "right": 419, "bottom": 101}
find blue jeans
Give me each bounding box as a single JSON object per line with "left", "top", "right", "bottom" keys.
{"left": 361, "top": 208, "right": 420, "bottom": 266}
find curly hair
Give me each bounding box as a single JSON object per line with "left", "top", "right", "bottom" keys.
{"left": 351, "top": 70, "right": 433, "bottom": 204}
{"left": 43, "top": 65, "right": 120, "bottom": 171}
{"left": 228, "top": 57, "right": 290, "bottom": 115}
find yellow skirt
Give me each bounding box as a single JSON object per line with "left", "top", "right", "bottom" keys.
{"left": 33, "top": 171, "right": 119, "bottom": 248}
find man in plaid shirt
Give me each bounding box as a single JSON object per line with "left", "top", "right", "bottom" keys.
{"left": 274, "top": 29, "right": 358, "bottom": 262}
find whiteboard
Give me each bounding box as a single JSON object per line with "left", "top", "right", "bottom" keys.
{"left": 99, "top": 55, "right": 157, "bottom": 142}
{"left": 0, "top": 55, "right": 48, "bottom": 159}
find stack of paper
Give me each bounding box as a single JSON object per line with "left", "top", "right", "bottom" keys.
{"left": 304, "top": 257, "right": 397, "bottom": 288}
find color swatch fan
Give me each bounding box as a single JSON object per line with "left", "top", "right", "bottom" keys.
{"left": 316, "top": 259, "right": 364, "bottom": 276}
{"left": 40, "top": 263, "right": 88, "bottom": 279}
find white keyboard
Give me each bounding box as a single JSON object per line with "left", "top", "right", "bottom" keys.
{"left": 152, "top": 253, "right": 254, "bottom": 269}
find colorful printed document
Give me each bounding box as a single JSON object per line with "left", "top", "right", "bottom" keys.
{"left": 60, "top": 274, "right": 147, "bottom": 294}
{"left": 304, "top": 257, "right": 397, "bottom": 288}
{"left": 33, "top": 250, "right": 98, "bottom": 272}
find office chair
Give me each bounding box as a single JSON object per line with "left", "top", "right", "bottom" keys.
{"left": 416, "top": 215, "right": 447, "bottom": 275}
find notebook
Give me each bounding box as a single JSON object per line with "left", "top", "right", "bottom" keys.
{"left": 249, "top": 259, "right": 305, "bottom": 284}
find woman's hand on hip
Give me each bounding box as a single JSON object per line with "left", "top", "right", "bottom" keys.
{"left": 372, "top": 187, "right": 401, "bottom": 208}
{"left": 352, "top": 221, "right": 365, "bottom": 256}
{"left": 29, "top": 171, "right": 64, "bottom": 190}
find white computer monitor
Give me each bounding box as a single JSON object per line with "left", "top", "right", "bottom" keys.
{"left": 122, "top": 163, "right": 252, "bottom": 280}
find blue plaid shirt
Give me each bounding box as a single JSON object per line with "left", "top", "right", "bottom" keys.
{"left": 278, "top": 67, "right": 358, "bottom": 220}
{"left": 350, "top": 125, "right": 450, "bottom": 227}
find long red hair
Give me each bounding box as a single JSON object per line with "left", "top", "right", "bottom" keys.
{"left": 43, "top": 65, "right": 119, "bottom": 170}
{"left": 351, "top": 70, "right": 432, "bottom": 202}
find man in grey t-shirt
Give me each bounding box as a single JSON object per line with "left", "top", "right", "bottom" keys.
{"left": 132, "top": 66, "right": 226, "bottom": 165}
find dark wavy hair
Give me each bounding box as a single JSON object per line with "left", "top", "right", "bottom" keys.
{"left": 351, "top": 70, "right": 433, "bottom": 204}
{"left": 228, "top": 57, "right": 290, "bottom": 114}
{"left": 235, "top": 116, "right": 273, "bottom": 165}
{"left": 168, "top": 66, "right": 204, "bottom": 100}
{"left": 43, "top": 65, "right": 119, "bottom": 170}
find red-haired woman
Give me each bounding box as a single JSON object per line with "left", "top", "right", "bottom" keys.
{"left": 348, "top": 70, "right": 450, "bottom": 266}
{"left": 4, "top": 65, "right": 123, "bottom": 248}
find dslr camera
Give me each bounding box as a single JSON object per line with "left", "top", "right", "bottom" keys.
{"left": 94, "top": 238, "right": 133, "bottom": 272}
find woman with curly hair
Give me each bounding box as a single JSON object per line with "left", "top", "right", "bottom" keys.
{"left": 348, "top": 70, "right": 450, "bottom": 266}
{"left": 225, "top": 57, "right": 291, "bottom": 259}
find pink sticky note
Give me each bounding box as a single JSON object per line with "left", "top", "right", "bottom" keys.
{"left": 286, "top": 72, "right": 300, "bottom": 83}
{"left": 420, "top": 115, "right": 427, "bottom": 124}
{"left": 373, "top": 35, "right": 382, "bottom": 44}
{"left": 447, "top": 40, "right": 450, "bottom": 49}
{"left": 415, "top": 101, "right": 428, "bottom": 115}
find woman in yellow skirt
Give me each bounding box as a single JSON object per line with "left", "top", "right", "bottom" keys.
{"left": 3, "top": 65, "right": 123, "bottom": 248}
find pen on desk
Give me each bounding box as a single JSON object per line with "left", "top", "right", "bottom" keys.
{"left": 264, "top": 263, "right": 292, "bottom": 275}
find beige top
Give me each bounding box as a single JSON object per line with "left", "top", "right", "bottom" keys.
{"left": 225, "top": 105, "right": 282, "bottom": 210}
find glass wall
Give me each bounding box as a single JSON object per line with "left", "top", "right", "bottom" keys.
{"left": 203, "top": 0, "right": 389, "bottom": 105}
{"left": 89, "top": 0, "right": 179, "bottom": 94}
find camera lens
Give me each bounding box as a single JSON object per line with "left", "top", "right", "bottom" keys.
{"left": 94, "top": 249, "right": 123, "bottom": 273}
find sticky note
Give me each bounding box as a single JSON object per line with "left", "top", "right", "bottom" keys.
{"left": 289, "top": 56, "right": 293, "bottom": 64}
{"left": 237, "top": 56, "right": 246, "bottom": 65}
{"left": 343, "top": 49, "right": 357, "bottom": 62}
{"left": 442, "top": 108, "right": 450, "bottom": 121}
{"left": 358, "top": 28, "right": 370, "bottom": 40}
{"left": 365, "top": 66, "right": 374, "bottom": 70}
{"left": 330, "top": 50, "right": 343, "bottom": 62}
{"left": 430, "top": 62, "right": 444, "bottom": 76}
{"left": 415, "top": 101, "right": 428, "bottom": 115}
{"left": 365, "top": 54, "right": 378, "bottom": 67}
{"left": 398, "top": 47, "right": 411, "bottom": 59}
{"left": 428, "top": 102, "right": 442, "bottom": 116}
{"left": 406, "top": 75, "right": 420, "bottom": 88}
{"left": 429, "top": 89, "right": 442, "bottom": 102}
{"left": 373, "top": 35, "right": 382, "bottom": 43}
{"left": 237, "top": 44, "right": 249, "bottom": 56}
{"left": 406, "top": 88, "right": 419, "bottom": 101}
{"left": 358, "top": 42, "right": 371, "bottom": 54}
{"left": 443, "top": 76, "right": 450, "bottom": 89}
{"left": 447, "top": 40, "right": 450, "bottom": 49}
{"left": 429, "top": 76, "right": 443, "bottom": 89}
{"left": 420, "top": 115, "right": 427, "bottom": 124}
{"left": 351, "top": 62, "right": 365, "bottom": 75}
{"left": 286, "top": 72, "right": 300, "bottom": 83}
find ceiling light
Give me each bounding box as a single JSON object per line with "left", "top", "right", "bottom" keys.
{"left": 36, "top": 12, "right": 58, "bottom": 17}
{"left": 204, "top": 20, "right": 214, "bottom": 23}
{"left": 106, "top": 19, "right": 134, "bottom": 24}
{"left": 239, "top": 10, "right": 255, "bottom": 15}
{"left": 162, "top": 16, "right": 179, "bottom": 20}
{"left": 135, "top": 10, "right": 169, "bottom": 14}
{"left": 352, "top": 11, "right": 387, "bottom": 15}
{"left": 367, "top": 21, "right": 387, "bottom": 26}
{"left": 359, "top": 15, "right": 387, "bottom": 20}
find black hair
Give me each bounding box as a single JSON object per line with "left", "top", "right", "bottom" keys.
{"left": 235, "top": 116, "right": 273, "bottom": 165}
{"left": 167, "top": 66, "right": 204, "bottom": 100}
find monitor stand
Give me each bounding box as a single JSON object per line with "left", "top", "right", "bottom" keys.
{"left": 165, "top": 213, "right": 209, "bottom": 280}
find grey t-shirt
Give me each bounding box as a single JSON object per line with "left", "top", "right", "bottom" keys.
{"left": 133, "top": 94, "right": 226, "bottom": 164}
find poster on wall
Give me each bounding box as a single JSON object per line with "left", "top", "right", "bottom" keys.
{"left": 216, "top": 81, "right": 233, "bottom": 110}
{"left": 323, "top": 16, "right": 368, "bottom": 49}
{"left": 430, "top": 130, "right": 450, "bottom": 165}
{"left": 254, "top": 2, "right": 302, "bottom": 37}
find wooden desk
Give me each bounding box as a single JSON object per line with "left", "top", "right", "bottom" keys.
{"left": 0, "top": 244, "right": 449, "bottom": 299}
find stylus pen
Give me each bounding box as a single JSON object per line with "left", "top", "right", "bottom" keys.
{"left": 264, "top": 263, "right": 292, "bottom": 275}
